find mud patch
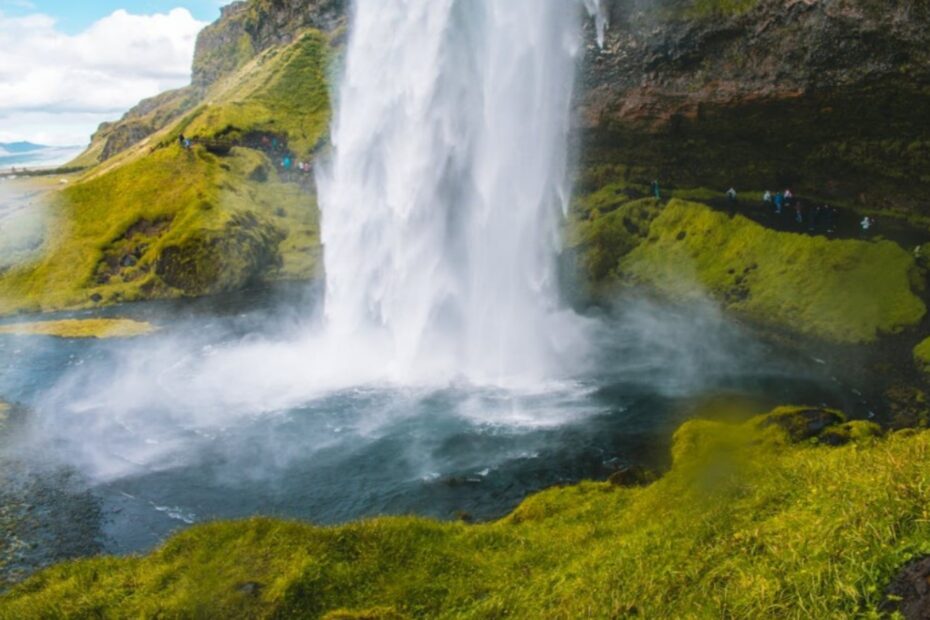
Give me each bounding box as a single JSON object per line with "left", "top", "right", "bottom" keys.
{"left": 883, "top": 556, "right": 930, "bottom": 619}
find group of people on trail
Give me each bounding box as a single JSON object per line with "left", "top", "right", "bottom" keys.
{"left": 760, "top": 188, "right": 846, "bottom": 233}
{"left": 279, "top": 156, "right": 312, "bottom": 173}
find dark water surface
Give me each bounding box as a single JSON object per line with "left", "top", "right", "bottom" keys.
{"left": 0, "top": 285, "right": 872, "bottom": 580}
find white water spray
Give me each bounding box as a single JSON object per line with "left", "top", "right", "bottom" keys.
{"left": 318, "top": 0, "right": 595, "bottom": 385}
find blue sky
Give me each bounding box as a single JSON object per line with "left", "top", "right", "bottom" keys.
{"left": 0, "top": 1, "right": 218, "bottom": 145}
{"left": 1, "top": 1, "right": 224, "bottom": 33}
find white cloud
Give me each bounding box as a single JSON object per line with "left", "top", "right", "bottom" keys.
{"left": 0, "top": 8, "right": 207, "bottom": 145}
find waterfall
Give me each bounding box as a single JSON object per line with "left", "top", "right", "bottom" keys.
{"left": 317, "top": 0, "right": 593, "bottom": 386}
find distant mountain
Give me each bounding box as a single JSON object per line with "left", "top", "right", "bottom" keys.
{"left": 0, "top": 143, "right": 84, "bottom": 169}
{"left": 0, "top": 142, "right": 47, "bottom": 154}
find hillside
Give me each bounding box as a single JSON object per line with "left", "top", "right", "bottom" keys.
{"left": 0, "top": 4, "right": 341, "bottom": 314}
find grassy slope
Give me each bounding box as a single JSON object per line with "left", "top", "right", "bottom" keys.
{"left": 3, "top": 409, "right": 928, "bottom": 618}
{"left": 180, "top": 30, "right": 332, "bottom": 157}
{"left": 0, "top": 30, "right": 330, "bottom": 314}
{"left": 569, "top": 197, "right": 926, "bottom": 343}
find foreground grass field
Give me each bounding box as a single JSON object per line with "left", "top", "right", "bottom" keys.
{"left": 2, "top": 408, "right": 927, "bottom": 618}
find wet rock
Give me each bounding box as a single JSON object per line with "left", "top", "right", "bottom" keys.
{"left": 236, "top": 581, "right": 263, "bottom": 597}
{"left": 882, "top": 556, "right": 930, "bottom": 619}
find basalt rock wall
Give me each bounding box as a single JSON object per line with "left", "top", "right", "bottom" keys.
{"left": 578, "top": 0, "right": 930, "bottom": 216}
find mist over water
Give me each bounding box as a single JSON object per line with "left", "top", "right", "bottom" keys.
{"left": 318, "top": 0, "right": 593, "bottom": 386}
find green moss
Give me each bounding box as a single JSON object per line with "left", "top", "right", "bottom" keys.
{"left": 616, "top": 200, "right": 925, "bottom": 343}
{"left": 819, "top": 421, "right": 884, "bottom": 446}
{"left": 681, "top": 0, "right": 760, "bottom": 17}
{"left": 4, "top": 408, "right": 930, "bottom": 617}
{"left": 567, "top": 198, "right": 662, "bottom": 285}
{"left": 914, "top": 337, "right": 930, "bottom": 376}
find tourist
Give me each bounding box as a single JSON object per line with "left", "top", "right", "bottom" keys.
{"left": 774, "top": 192, "right": 784, "bottom": 214}
{"left": 784, "top": 188, "right": 794, "bottom": 206}
{"left": 726, "top": 187, "right": 737, "bottom": 203}
{"left": 795, "top": 200, "right": 804, "bottom": 224}
{"left": 824, "top": 205, "right": 836, "bottom": 233}
{"left": 860, "top": 216, "right": 873, "bottom": 234}
{"left": 282, "top": 156, "right": 292, "bottom": 170}
{"left": 179, "top": 134, "right": 186, "bottom": 148}
{"left": 651, "top": 179, "right": 661, "bottom": 200}
{"left": 763, "top": 190, "right": 772, "bottom": 206}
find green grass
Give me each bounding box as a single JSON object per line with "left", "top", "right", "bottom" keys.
{"left": 574, "top": 198, "right": 925, "bottom": 343}
{"left": 3, "top": 407, "right": 929, "bottom": 618}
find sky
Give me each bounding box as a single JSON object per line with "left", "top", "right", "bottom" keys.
{"left": 0, "top": 1, "right": 227, "bottom": 146}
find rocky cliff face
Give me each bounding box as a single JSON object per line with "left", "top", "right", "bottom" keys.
{"left": 192, "top": 0, "right": 345, "bottom": 89}
{"left": 77, "top": 0, "right": 344, "bottom": 165}
{"left": 578, "top": 0, "right": 930, "bottom": 216}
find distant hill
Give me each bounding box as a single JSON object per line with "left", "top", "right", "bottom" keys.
{"left": 0, "top": 142, "right": 47, "bottom": 154}
{"left": 0, "top": 143, "right": 84, "bottom": 169}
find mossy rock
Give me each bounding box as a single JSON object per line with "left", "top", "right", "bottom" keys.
{"left": 914, "top": 337, "right": 930, "bottom": 377}
{"left": 819, "top": 421, "right": 884, "bottom": 446}
{"left": 756, "top": 406, "right": 846, "bottom": 442}
{"left": 155, "top": 213, "right": 284, "bottom": 296}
